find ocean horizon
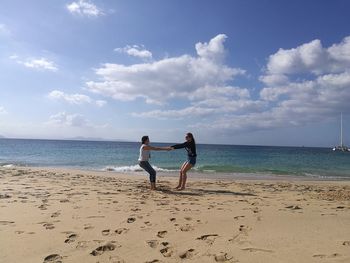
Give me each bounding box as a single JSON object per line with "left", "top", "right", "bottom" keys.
{"left": 1, "top": 138, "right": 350, "bottom": 180}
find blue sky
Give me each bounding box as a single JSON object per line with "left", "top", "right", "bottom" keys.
{"left": 1, "top": 0, "right": 350, "bottom": 146}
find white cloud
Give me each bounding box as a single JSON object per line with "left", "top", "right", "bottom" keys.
{"left": 115, "top": 45, "right": 153, "bottom": 59}
{"left": 132, "top": 85, "right": 265, "bottom": 119}
{"left": 87, "top": 34, "right": 245, "bottom": 105}
{"left": 195, "top": 34, "right": 227, "bottom": 62}
{"left": 47, "top": 112, "right": 108, "bottom": 131}
{"left": 262, "top": 36, "right": 350, "bottom": 86}
{"left": 10, "top": 56, "right": 58, "bottom": 71}
{"left": 95, "top": 100, "right": 107, "bottom": 107}
{"left": 48, "top": 90, "right": 106, "bottom": 107}
{"left": 66, "top": 0, "right": 104, "bottom": 17}
{"left": 88, "top": 34, "right": 350, "bottom": 136}
{"left": 328, "top": 36, "right": 350, "bottom": 63}
{"left": 48, "top": 112, "right": 88, "bottom": 127}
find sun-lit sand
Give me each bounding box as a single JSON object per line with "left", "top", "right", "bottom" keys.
{"left": 1, "top": 166, "right": 350, "bottom": 263}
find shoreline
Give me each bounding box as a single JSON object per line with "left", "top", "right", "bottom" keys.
{"left": 3, "top": 164, "right": 350, "bottom": 182}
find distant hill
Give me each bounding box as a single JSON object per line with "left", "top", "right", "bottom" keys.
{"left": 0, "top": 135, "right": 5, "bottom": 138}
{"left": 65, "top": 136, "right": 106, "bottom": 141}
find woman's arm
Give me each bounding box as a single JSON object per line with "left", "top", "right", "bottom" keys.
{"left": 171, "top": 142, "right": 188, "bottom": 150}
{"left": 143, "top": 145, "right": 172, "bottom": 151}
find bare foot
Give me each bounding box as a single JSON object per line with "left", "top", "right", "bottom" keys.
{"left": 177, "top": 187, "right": 185, "bottom": 191}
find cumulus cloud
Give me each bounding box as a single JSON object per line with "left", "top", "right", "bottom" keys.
{"left": 10, "top": 56, "right": 58, "bottom": 71}
{"left": 115, "top": 45, "right": 152, "bottom": 59}
{"left": 66, "top": 0, "right": 104, "bottom": 17}
{"left": 261, "top": 36, "right": 350, "bottom": 86}
{"left": 132, "top": 85, "right": 265, "bottom": 119}
{"left": 195, "top": 34, "right": 227, "bottom": 62}
{"left": 87, "top": 34, "right": 245, "bottom": 105}
{"left": 48, "top": 90, "right": 106, "bottom": 107}
{"left": 251, "top": 37, "right": 350, "bottom": 132}
{"left": 47, "top": 112, "right": 108, "bottom": 131}
{"left": 48, "top": 112, "right": 88, "bottom": 127}
{"left": 88, "top": 34, "right": 350, "bottom": 135}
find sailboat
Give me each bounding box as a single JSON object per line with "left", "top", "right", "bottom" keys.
{"left": 333, "top": 113, "right": 349, "bottom": 152}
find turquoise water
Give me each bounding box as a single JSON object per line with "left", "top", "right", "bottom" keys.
{"left": 0, "top": 138, "right": 350, "bottom": 179}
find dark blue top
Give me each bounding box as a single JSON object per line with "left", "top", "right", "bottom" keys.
{"left": 171, "top": 141, "right": 197, "bottom": 157}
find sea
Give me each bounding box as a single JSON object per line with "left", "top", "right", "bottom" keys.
{"left": 1, "top": 138, "right": 350, "bottom": 180}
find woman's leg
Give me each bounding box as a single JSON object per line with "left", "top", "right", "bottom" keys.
{"left": 139, "top": 161, "right": 157, "bottom": 190}
{"left": 175, "top": 162, "right": 187, "bottom": 189}
{"left": 178, "top": 162, "right": 193, "bottom": 190}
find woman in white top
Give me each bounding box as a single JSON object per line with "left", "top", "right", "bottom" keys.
{"left": 138, "top": 135, "right": 172, "bottom": 190}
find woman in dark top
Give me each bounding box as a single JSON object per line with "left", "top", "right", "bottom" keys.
{"left": 171, "top": 132, "right": 197, "bottom": 190}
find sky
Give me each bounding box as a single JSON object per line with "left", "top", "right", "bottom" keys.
{"left": 0, "top": 0, "right": 350, "bottom": 146}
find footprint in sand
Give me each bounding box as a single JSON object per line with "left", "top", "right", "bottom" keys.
{"left": 43, "top": 254, "right": 62, "bottom": 263}
{"left": 146, "top": 240, "right": 159, "bottom": 248}
{"left": 84, "top": 224, "right": 94, "bottom": 230}
{"left": 115, "top": 228, "right": 129, "bottom": 234}
{"left": 214, "top": 252, "right": 233, "bottom": 262}
{"left": 102, "top": 229, "right": 110, "bottom": 236}
{"left": 242, "top": 247, "right": 274, "bottom": 253}
{"left": 0, "top": 194, "right": 11, "bottom": 199}
{"left": 157, "top": 231, "right": 167, "bottom": 238}
{"left": 76, "top": 241, "right": 89, "bottom": 249}
{"left": 0, "top": 220, "right": 15, "bottom": 225}
{"left": 145, "top": 260, "right": 161, "bottom": 263}
{"left": 170, "top": 218, "right": 176, "bottom": 222}
{"left": 64, "top": 233, "right": 77, "bottom": 243}
{"left": 51, "top": 211, "right": 61, "bottom": 218}
{"left": 285, "top": 205, "right": 302, "bottom": 210}
{"left": 239, "top": 225, "right": 251, "bottom": 234}
{"left": 197, "top": 234, "right": 218, "bottom": 245}
{"left": 160, "top": 247, "right": 173, "bottom": 257}
{"left": 180, "top": 224, "right": 194, "bottom": 232}
{"left": 313, "top": 253, "right": 341, "bottom": 259}
{"left": 43, "top": 223, "right": 55, "bottom": 230}
{"left": 144, "top": 221, "right": 152, "bottom": 226}
{"left": 38, "top": 204, "right": 48, "bottom": 210}
{"left": 90, "top": 242, "right": 116, "bottom": 256}
{"left": 179, "top": 249, "right": 195, "bottom": 259}
{"left": 127, "top": 217, "right": 136, "bottom": 223}
{"left": 197, "top": 234, "right": 219, "bottom": 240}
{"left": 343, "top": 241, "right": 350, "bottom": 246}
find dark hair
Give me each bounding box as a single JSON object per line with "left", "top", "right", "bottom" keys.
{"left": 141, "top": 135, "right": 149, "bottom": 144}
{"left": 186, "top": 132, "right": 195, "bottom": 144}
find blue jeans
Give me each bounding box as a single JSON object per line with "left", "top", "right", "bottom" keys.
{"left": 139, "top": 161, "right": 156, "bottom": 183}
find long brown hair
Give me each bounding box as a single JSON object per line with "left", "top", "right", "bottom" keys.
{"left": 186, "top": 132, "right": 195, "bottom": 144}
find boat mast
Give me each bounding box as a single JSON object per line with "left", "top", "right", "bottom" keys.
{"left": 341, "top": 112, "right": 343, "bottom": 147}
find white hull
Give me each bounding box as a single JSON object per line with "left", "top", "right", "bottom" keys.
{"left": 333, "top": 113, "right": 349, "bottom": 152}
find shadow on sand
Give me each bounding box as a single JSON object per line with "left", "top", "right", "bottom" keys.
{"left": 157, "top": 187, "right": 256, "bottom": 197}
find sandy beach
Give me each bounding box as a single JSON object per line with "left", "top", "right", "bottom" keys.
{"left": 0, "top": 167, "right": 350, "bottom": 263}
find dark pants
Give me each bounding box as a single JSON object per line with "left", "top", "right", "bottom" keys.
{"left": 139, "top": 161, "right": 156, "bottom": 183}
